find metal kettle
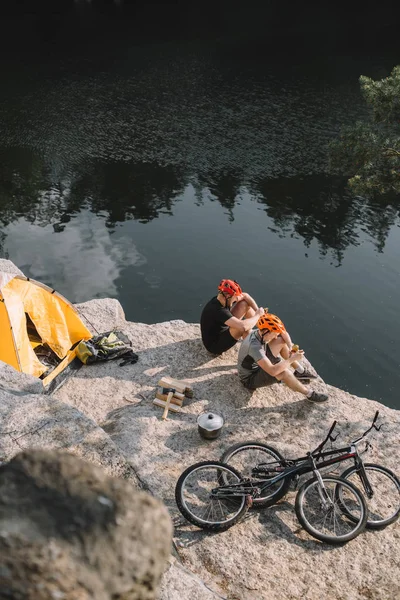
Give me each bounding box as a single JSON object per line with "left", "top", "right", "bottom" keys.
{"left": 197, "top": 411, "right": 224, "bottom": 440}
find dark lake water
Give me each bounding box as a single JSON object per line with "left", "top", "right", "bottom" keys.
{"left": 0, "top": 6, "right": 399, "bottom": 409}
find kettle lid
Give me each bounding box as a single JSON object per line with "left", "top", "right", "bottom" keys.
{"left": 197, "top": 411, "right": 224, "bottom": 431}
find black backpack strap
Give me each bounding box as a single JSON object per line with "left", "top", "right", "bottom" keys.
{"left": 119, "top": 350, "right": 139, "bottom": 367}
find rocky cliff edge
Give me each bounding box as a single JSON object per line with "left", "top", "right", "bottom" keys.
{"left": 0, "top": 259, "right": 399, "bottom": 600}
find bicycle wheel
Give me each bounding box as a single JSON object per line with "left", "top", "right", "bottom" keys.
{"left": 220, "top": 441, "right": 291, "bottom": 508}
{"left": 175, "top": 461, "right": 248, "bottom": 531}
{"left": 295, "top": 476, "right": 368, "bottom": 544}
{"left": 340, "top": 463, "right": 400, "bottom": 529}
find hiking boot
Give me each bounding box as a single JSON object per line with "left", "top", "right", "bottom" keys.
{"left": 294, "top": 369, "right": 317, "bottom": 380}
{"left": 306, "top": 391, "right": 329, "bottom": 403}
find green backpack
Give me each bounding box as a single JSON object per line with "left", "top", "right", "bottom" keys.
{"left": 76, "top": 331, "right": 138, "bottom": 366}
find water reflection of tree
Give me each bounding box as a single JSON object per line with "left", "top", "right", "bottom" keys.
{"left": 248, "top": 175, "right": 400, "bottom": 265}
{"left": 0, "top": 149, "right": 50, "bottom": 226}
{"left": 193, "top": 169, "right": 243, "bottom": 222}
{"left": 69, "top": 161, "right": 186, "bottom": 226}
{"left": 0, "top": 149, "right": 186, "bottom": 230}
{"left": 0, "top": 148, "right": 82, "bottom": 230}
{"left": 1, "top": 148, "right": 399, "bottom": 264}
{"left": 359, "top": 202, "right": 399, "bottom": 254}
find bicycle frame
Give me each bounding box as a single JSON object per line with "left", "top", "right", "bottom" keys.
{"left": 214, "top": 412, "right": 381, "bottom": 500}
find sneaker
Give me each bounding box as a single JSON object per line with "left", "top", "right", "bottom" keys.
{"left": 306, "top": 391, "right": 329, "bottom": 403}
{"left": 294, "top": 369, "right": 317, "bottom": 380}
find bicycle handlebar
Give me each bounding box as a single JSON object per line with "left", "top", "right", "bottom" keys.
{"left": 310, "top": 411, "right": 381, "bottom": 457}
{"left": 352, "top": 410, "right": 381, "bottom": 444}
{"left": 327, "top": 420, "right": 338, "bottom": 439}
{"left": 311, "top": 420, "right": 338, "bottom": 456}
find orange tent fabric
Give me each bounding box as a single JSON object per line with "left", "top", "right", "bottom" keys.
{"left": 0, "top": 272, "right": 92, "bottom": 379}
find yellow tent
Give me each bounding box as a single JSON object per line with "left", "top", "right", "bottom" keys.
{"left": 0, "top": 272, "right": 92, "bottom": 388}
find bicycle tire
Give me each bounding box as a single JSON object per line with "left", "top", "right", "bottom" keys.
{"left": 220, "top": 441, "right": 291, "bottom": 508}
{"left": 175, "top": 461, "right": 248, "bottom": 531}
{"left": 340, "top": 463, "right": 400, "bottom": 529}
{"left": 295, "top": 475, "right": 368, "bottom": 544}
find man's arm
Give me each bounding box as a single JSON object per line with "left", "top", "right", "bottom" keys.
{"left": 257, "top": 353, "right": 299, "bottom": 377}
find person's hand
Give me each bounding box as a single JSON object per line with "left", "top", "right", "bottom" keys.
{"left": 291, "top": 350, "right": 305, "bottom": 362}
{"left": 256, "top": 307, "right": 264, "bottom": 317}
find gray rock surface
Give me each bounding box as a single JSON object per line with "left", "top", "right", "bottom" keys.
{"left": 0, "top": 450, "right": 172, "bottom": 600}
{"left": 160, "top": 559, "right": 227, "bottom": 600}
{"left": 0, "top": 386, "right": 139, "bottom": 483}
{"left": 75, "top": 297, "right": 127, "bottom": 334}
{"left": 0, "top": 362, "right": 43, "bottom": 395}
{"left": 54, "top": 300, "right": 400, "bottom": 600}
{"left": 0, "top": 259, "right": 23, "bottom": 276}
{"left": 0, "top": 259, "right": 399, "bottom": 599}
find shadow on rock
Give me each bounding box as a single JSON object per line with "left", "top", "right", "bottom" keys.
{"left": 71, "top": 337, "right": 238, "bottom": 387}
{"left": 256, "top": 501, "right": 339, "bottom": 553}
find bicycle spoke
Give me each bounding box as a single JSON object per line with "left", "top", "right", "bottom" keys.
{"left": 342, "top": 465, "right": 400, "bottom": 527}
{"left": 296, "top": 477, "right": 367, "bottom": 543}
{"left": 180, "top": 463, "right": 245, "bottom": 527}
{"left": 220, "top": 443, "right": 288, "bottom": 506}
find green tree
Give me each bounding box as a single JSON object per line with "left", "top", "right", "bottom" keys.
{"left": 329, "top": 65, "right": 400, "bottom": 197}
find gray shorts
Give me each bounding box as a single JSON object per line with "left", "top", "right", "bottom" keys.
{"left": 241, "top": 368, "right": 278, "bottom": 390}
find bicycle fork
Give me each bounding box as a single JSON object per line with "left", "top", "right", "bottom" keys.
{"left": 353, "top": 452, "right": 374, "bottom": 499}
{"left": 310, "top": 455, "right": 334, "bottom": 510}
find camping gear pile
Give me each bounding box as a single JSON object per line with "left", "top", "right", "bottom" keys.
{"left": 75, "top": 331, "right": 138, "bottom": 366}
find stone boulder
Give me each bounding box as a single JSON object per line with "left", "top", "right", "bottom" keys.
{"left": 0, "top": 450, "right": 172, "bottom": 600}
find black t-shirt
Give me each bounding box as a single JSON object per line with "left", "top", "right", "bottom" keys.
{"left": 200, "top": 296, "right": 232, "bottom": 350}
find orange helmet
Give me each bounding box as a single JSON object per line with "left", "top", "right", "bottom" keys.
{"left": 257, "top": 313, "right": 286, "bottom": 334}
{"left": 218, "top": 279, "right": 242, "bottom": 297}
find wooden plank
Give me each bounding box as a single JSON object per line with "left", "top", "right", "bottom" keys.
{"left": 155, "top": 392, "right": 183, "bottom": 407}
{"left": 158, "top": 376, "right": 193, "bottom": 395}
{"left": 159, "top": 376, "right": 191, "bottom": 389}
{"left": 157, "top": 377, "right": 186, "bottom": 394}
{"left": 153, "top": 398, "right": 182, "bottom": 413}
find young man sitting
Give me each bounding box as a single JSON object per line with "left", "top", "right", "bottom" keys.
{"left": 200, "top": 279, "right": 264, "bottom": 356}
{"left": 237, "top": 312, "right": 329, "bottom": 403}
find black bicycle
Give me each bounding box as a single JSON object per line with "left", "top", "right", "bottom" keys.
{"left": 176, "top": 420, "right": 375, "bottom": 543}
{"left": 220, "top": 411, "right": 399, "bottom": 530}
